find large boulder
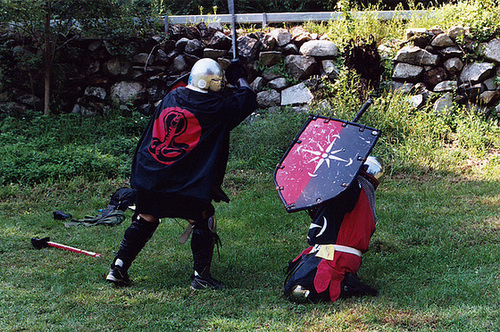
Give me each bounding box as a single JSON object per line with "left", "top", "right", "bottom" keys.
{"left": 259, "top": 51, "right": 283, "bottom": 66}
{"left": 431, "top": 33, "right": 455, "bottom": 47}
{"left": 105, "top": 57, "right": 132, "bottom": 76}
{"left": 392, "top": 63, "right": 424, "bottom": 81}
{"left": 184, "top": 39, "right": 205, "bottom": 56}
{"left": 448, "top": 26, "right": 466, "bottom": 40}
{"left": 285, "top": 55, "right": 318, "bottom": 81}
{"left": 433, "top": 92, "right": 454, "bottom": 114}
{"left": 483, "top": 38, "right": 500, "bottom": 63}
{"left": 84, "top": 87, "right": 107, "bottom": 100}
{"left": 423, "top": 67, "right": 448, "bottom": 88}
{"left": 439, "top": 46, "right": 463, "bottom": 58}
{"left": 281, "top": 83, "right": 314, "bottom": 106}
{"left": 395, "top": 46, "right": 439, "bottom": 66}
{"left": 290, "top": 26, "right": 312, "bottom": 44}
{"left": 133, "top": 53, "right": 154, "bottom": 66}
{"left": 110, "top": 81, "right": 145, "bottom": 104}
{"left": 237, "top": 35, "right": 261, "bottom": 60}
{"left": 268, "top": 77, "right": 288, "bottom": 90}
{"left": 206, "top": 31, "right": 232, "bottom": 49}
{"left": 433, "top": 80, "right": 457, "bottom": 92}
{"left": 444, "top": 57, "right": 464, "bottom": 74}
{"left": 299, "top": 40, "right": 338, "bottom": 57}
{"left": 478, "top": 91, "right": 500, "bottom": 105}
{"left": 460, "top": 62, "right": 495, "bottom": 84}
{"left": 257, "top": 89, "right": 280, "bottom": 107}
{"left": 268, "top": 28, "right": 292, "bottom": 47}
{"left": 203, "top": 48, "right": 228, "bottom": 59}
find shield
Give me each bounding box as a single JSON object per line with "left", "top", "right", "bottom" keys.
{"left": 273, "top": 115, "right": 381, "bottom": 212}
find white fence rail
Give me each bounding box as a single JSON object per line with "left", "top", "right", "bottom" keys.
{"left": 163, "top": 10, "right": 428, "bottom": 31}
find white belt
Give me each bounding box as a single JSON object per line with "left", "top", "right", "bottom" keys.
{"left": 332, "top": 245, "right": 362, "bottom": 257}
{"left": 312, "top": 244, "right": 362, "bottom": 260}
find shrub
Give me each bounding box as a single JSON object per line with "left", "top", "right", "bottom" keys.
{"left": 229, "top": 109, "right": 308, "bottom": 171}
{"left": 0, "top": 112, "right": 147, "bottom": 185}
{"left": 406, "top": 0, "right": 500, "bottom": 42}
{"left": 304, "top": 3, "right": 408, "bottom": 50}
{"left": 308, "top": 66, "right": 500, "bottom": 175}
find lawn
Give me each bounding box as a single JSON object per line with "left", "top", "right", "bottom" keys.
{"left": 1, "top": 161, "right": 499, "bottom": 331}
{"left": 1, "top": 0, "right": 500, "bottom": 329}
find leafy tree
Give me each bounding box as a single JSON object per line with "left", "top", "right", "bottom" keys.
{"left": 0, "top": 0, "right": 158, "bottom": 115}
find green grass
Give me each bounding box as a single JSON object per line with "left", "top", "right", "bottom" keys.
{"left": 1, "top": 162, "right": 499, "bottom": 331}
{"left": 1, "top": 1, "right": 500, "bottom": 329}
{"left": 1, "top": 82, "right": 499, "bottom": 332}
{"left": 303, "top": 0, "right": 500, "bottom": 50}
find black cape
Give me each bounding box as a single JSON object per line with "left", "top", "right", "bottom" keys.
{"left": 130, "top": 86, "right": 257, "bottom": 218}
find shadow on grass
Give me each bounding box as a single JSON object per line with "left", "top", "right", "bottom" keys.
{"left": 1, "top": 168, "right": 499, "bottom": 331}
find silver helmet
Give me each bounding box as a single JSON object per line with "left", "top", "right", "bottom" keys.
{"left": 363, "top": 156, "right": 384, "bottom": 180}
{"left": 187, "top": 58, "right": 223, "bottom": 93}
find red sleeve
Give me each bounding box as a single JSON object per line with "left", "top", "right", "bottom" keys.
{"left": 335, "top": 188, "right": 376, "bottom": 252}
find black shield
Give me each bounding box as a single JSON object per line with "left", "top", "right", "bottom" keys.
{"left": 274, "top": 115, "right": 380, "bottom": 212}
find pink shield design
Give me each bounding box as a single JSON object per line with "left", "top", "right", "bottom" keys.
{"left": 274, "top": 115, "right": 380, "bottom": 212}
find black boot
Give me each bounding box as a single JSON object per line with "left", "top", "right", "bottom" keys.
{"left": 339, "top": 273, "right": 378, "bottom": 299}
{"left": 106, "top": 216, "right": 159, "bottom": 286}
{"left": 190, "top": 225, "right": 223, "bottom": 290}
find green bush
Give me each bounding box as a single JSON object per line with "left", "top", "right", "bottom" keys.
{"left": 308, "top": 66, "right": 500, "bottom": 175}
{"left": 303, "top": 0, "right": 500, "bottom": 52}
{"left": 0, "top": 0, "right": 162, "bottom": 38}
{"left": 407, "top": 0, "right": 500, "bottom": 42}
{"left": 0, "top": 112, "right": 148, "bottom": 185}
{"left": 229, "top": 109, "right": 308, "bottom": 171}
{"left": 1, "top": 1, "right": 499, "bottom": 183}
{"left": 0, "top": 143, "right": 127, "bottom": 184}
{"left": 153, "top": 0, "right": 451, "bottom": 15}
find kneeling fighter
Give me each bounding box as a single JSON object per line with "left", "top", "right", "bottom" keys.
{"left": 285, "top": 156, "right": 384, "bottom": 302}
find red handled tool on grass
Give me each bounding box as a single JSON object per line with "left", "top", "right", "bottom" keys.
{"left": 31, "top": 237, "right": 102, "bottom": 257}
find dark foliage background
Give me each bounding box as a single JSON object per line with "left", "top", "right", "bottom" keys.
{"left": 159, "top": 0, "right": 443, "bottom": 15}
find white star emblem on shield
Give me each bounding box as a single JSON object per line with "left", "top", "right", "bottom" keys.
{"left": 302, "top": 135, "right": 353, "bottom": 177}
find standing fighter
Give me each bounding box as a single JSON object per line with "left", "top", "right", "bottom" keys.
{"left": 106, "top": 58, "right": 257, "bottom": 289}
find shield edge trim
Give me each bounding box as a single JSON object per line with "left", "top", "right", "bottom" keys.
{"left": 273, "top": 114, "right": 381, "bottom": 213}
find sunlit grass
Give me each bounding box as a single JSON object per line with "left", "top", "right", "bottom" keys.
{"left": 1, "top": 1, "right": 500, "bottom": 330}
{"left": 304, "top": 0, "right": 500, "bottom": 49}
{"left": 1, "top": 165, "right": 499, "bottom": 330}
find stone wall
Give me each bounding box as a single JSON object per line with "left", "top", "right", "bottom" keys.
{"left": 386, "top": 26, "right": 500, "bottom": 116}
{"left": 0, "top": 23, "right": 339, "bottom": 116}
{"left": 1, "top": 22, "right": 499, "bottom": 117}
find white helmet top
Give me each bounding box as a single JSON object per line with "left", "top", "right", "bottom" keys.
{"left": 362, "top": 156, "right": 384, "bottom": 181}
{"left": 187, "top": 58, "right": 223, "bottom": 93}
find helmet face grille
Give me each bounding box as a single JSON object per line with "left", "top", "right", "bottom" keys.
{"left": 210, "top": 78, "right": 222, "bottom": 91}
{"left": 188, "top": 58, "right": 223, "bottom": 92}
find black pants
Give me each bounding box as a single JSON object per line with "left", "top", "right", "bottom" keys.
{"left": 113, "top": 215, "right": 216, "bottom": 277}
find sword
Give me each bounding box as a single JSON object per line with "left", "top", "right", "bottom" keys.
{"left": 352, "top": 98, "right": 374, "bottom": 123}
{"left": 228, "top": 0, "right": 238, "bottom": 60}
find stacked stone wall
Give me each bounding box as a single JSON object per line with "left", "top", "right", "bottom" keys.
{"left": 387, "top": 26, "right": 500, "bottom": 116}
{"left": 1, "top": 23, "right": 499, "bottom": 117}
